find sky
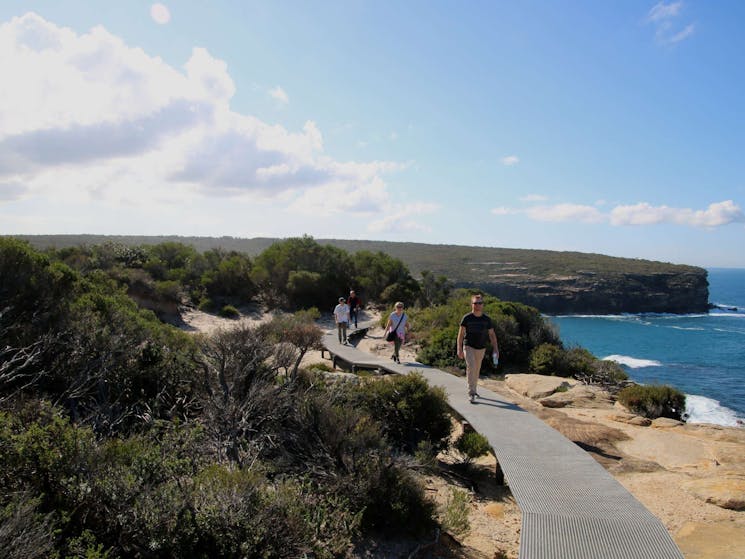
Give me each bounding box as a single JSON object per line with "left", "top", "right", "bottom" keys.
{"left": 1, "top": 1, "right": 744, "bottom": 268}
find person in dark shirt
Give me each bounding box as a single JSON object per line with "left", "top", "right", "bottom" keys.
{"left": 347, "top": 290, "right": 362, "bottom": 328}
{"left": 456, "top": 293, "right": 499, "bottom": 403}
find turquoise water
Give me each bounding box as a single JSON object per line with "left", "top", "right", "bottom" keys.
{"left": 548, "top": 268, "right": 745, "bottom": 427}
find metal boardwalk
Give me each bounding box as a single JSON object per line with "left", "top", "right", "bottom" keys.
{"left": 322, "top": 327, "right": 684, "bottom": 559}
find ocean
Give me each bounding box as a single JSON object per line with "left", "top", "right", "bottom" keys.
{"left": 547, "top": 268, "right": 745, "bottom": 428}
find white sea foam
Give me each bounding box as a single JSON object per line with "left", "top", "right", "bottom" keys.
{"left": 709, "top": 312, "right": 745, "bottom": 318}
{"left": 684, "top": 394, "right": 745, "bottom": 427}
{"left": 602, "top": 355, "right": 662, "bottom": 368}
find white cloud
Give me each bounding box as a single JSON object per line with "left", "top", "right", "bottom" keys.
{"left": 646, "top": 1, "right": 682, "bottom": 22}
{"left": 526, "top": 203, "right": 606, "bottom": 224}
{"left": 494, "top": 199, "right": 745, "bottom": 229}
{"left": 610, "top": 200, "right": 745, "bottom": 227}
{"left": 645, "top": 1, "right": 695, "bottom": 45}
{"left": 269, "top": 85, "right": 289, "bottom": 105}
{"left": 150, "top": 4, "right": 171, "bottom": 25}
{"left": 501, "top": 155, "right": 520, "bottom": 166}
{"left": 368, "top": 202, "right": 439, "bottom": 233}
{"left": 0, "top": 13, "right": 414, "bottom": 232}
{"left": 667, "top": 24, "right": 695, "bottom": 44}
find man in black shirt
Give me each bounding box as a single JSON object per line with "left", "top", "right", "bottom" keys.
{"left": 457, "top": 293, "right": 499, "bottom": 403}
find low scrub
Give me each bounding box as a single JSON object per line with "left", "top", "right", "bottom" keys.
{"left": 454, "top": 431, "right": 491, "bottom": 466}
{"left": 343, "top": 372, "right": 452, "bottom": 453}
{"left": 617, "top": 384, "right": 686, "bottom": 420}
{"left": 440, "top": 488, "right": 470, "bottom": 537}
{"left": 218, "top": 304, "right": 240, "bottom": 318}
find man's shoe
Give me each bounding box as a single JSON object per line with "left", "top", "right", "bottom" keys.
{"left": 469, "top": 393, "right": 476, "bottom": 403}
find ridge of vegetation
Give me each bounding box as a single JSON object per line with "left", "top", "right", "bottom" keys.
{"left": 10, "top": 234, "right": 705, "bottom": 279}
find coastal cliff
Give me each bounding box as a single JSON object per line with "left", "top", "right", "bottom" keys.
{"left": 459, "top": 270, "right": 710, "bottom": 315}
{"left": 318, "top": 240, "right": 710, "bottom": 315}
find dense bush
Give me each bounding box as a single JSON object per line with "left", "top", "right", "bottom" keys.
{"left": 350, "top": 249, "right": 417, "bottom": 304}
{"left": 417, "top": 325, "right": 461, "bottom": 369}
{"left": 412, "top": 290, "right": 558, "bottom": 370}
{"left": 0, "top": 238, "right": 79, "bottom": 346}
{"left": 529, "top": 344, "right": 598, "bottom": 378}
{"left": 617, "top": 384, "right": 686, "bottom": 420}
{"left": 251, "top": 236, "right": 353, "bottom": 309}
{"left": 339, "top": 372, "right": 452, "bottom": 454}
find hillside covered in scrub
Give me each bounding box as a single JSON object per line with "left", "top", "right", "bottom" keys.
{"left": 15, "top": 234, "right": 710, "bottom": 314}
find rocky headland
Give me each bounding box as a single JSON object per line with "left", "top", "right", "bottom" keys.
{"left": 318, "top": 240, "right": 711, "bottom": 315}
{"left": 461, "top": 269, "right": 710, "bottom": 314}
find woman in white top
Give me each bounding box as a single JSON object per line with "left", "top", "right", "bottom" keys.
{"left": 385, "top": 301, "right": 410, "bottom": 363}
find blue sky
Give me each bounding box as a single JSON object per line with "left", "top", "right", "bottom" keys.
{"left": 1, "top": 2, "right": 744, "bottom": 267}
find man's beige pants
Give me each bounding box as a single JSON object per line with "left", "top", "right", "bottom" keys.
{"left": 463, "top": 346, "right": 485, "bottom": 396}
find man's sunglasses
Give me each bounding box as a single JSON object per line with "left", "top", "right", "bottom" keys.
{"left": 472, "top": 301, "right": 484, "bottom": 305}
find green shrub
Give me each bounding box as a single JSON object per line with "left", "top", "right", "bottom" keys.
{"left": 350, "top": 373, "right": 452, "bottom": 453}
{"left": 155, "top": 279, "right": 183, "bottom": 302}
{"left": 355, "top": 458, "right": 436, "bottom": 537}
{"left": 454, "top": 431, "right": 491, "bottom": 465}
{"left": 564, "top": 347, "right": 596, "bottom": 376}
{"left": 617, "top": 384, "right": 686, "bottom": 420}
{"left": 416, "top": 325, "right": 460, "bottom": 369}
{"left": 218, "top": 304, "right": 240, "bottom": 318}
{"left": 440, "top": 488, "right": 470, "bottom": 537}
{"left": 529, "top": 343, "right": 565, "bottom": 376}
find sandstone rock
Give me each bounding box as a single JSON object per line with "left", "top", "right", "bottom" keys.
{"left": 538, "top": 385, "right": 612, "bottom": 408}
{"left": 505, "top": 374, "right": 577, "bottom": 399}
{"left": 652, "top": 417, "right": 684, "bottom": 428}
{"left": 682, "top": 477, "right": 745, "bottom": 510}
{"left": 609, "top": 412, "right": 652, "bottom": 426}
{"left": 675, "top": 521, "right": 745, "bottom": 559}
{"left": 538, "top": 396, "right": 569, "bottom": 408}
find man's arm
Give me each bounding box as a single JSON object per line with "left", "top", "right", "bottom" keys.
{"left": 456, "top": 325, "right": 466, "bottom": 359}
{"left": 489, "top": 328, "right": 499, "bottom": 357}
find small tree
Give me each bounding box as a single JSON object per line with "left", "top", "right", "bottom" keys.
{"left": 418, "top": 270, "right": 452, "bottom": 307}
{"left": 262, "top": 309, "right": 323, "bottom": 380}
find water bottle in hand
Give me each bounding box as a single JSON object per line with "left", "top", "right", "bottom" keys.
{"left": 492, "top": 352, "right": 499, "bottom": 366}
